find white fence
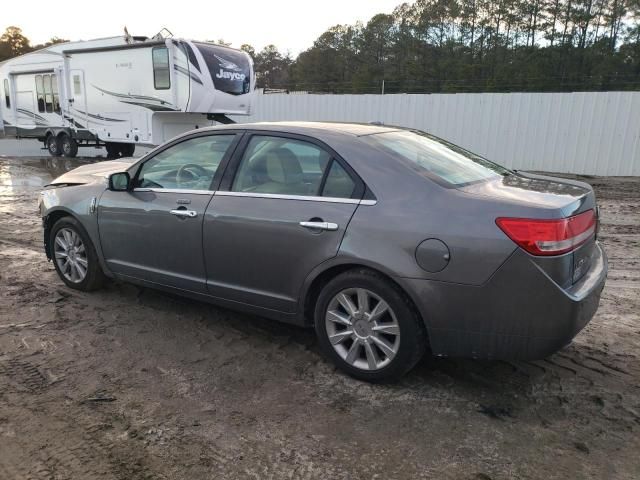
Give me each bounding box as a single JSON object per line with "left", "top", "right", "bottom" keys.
{"left": 235, "top": 91, "right": 640, "bottom": 176}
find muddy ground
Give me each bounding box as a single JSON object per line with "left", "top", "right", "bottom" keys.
{"left": 0, "top": 155, "right": 638, "bottom": 480}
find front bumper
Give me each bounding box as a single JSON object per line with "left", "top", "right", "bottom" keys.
{"left": 400, "top": 242, "right": 608, "bottom": 360}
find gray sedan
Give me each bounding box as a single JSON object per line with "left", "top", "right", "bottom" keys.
{"left": 39, "top": 122, "right": 607, "bottom": 381}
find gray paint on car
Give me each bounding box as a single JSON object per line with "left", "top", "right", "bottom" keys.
{"left": 39, "top": 121, "right": 608, "bottom": 360}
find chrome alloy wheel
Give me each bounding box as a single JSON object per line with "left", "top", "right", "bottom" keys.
{"left": 54, "top": 228, "right": 88, "bottom": 283}
{"left": 325, "top": 288, "right": 401, "bottom": 371}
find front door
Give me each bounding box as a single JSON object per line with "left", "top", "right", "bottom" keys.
{"left": 69, "top": 69, "right": 87, "bottom": 127}
{"left": 98, "top": 133, "right": 240, "bottom": 292}
{"left": 203, "top": 133, "right": 362, "bottom": 312}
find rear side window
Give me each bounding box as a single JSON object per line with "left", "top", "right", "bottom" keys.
{"left": 322, "top": 160, "right": 355, "bottom": 198}
{"left": 152, "top": 47, "right": 171, "bottom": 90}
{"left": 361, "top": 130, "right": 511, "bottom": 187}
{"left": 3, "top": 79, "right": 9, "bottom": 108}
{"left": 232, "top": 136, "right": 334, "bottom": 196}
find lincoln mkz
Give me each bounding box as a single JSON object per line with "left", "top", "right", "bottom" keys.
{"left": 39, "top": 122, "right": 608, "bottom": 381}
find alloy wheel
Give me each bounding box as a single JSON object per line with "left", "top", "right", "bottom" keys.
{"left": 54, "top": 228, "right": 88, "bottom": 283}
{"left": 325, "top": 288, "right": 401, "bottom": 371}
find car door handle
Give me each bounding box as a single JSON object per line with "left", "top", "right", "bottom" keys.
{"left": 299, "top": 221, "right": 339, "bottom": 231}
{"left": 170, "top": 209, "right": 198, "bottom": 218}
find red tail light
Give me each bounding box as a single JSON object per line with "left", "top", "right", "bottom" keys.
{"left": 496, "top": 210, "right": 596, "bottom": 256}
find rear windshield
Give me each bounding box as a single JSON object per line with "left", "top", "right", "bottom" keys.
{"left": 361, "top": 130, "right": 511, "bottom": 187}
{"left": 195, "top": 43, "right": 251, "bottom": 96}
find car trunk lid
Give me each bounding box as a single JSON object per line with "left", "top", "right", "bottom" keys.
{"left": 460, "top": 172, "right": 598, "bottom": 286}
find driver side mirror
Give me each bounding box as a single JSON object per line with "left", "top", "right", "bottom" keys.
{"left": 108, "top": 172, "right": 131, "bottom": 191}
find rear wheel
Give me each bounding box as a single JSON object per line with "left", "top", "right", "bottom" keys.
{"left": 50, "top": 217, "right": 105, "bottom": 291}
{"left": 314, "top": 269, "right": 426, "bottom": 382}
{"left": 60, "top": 134, "right": 78, "bottom": 158}
{"left": 46, "top": 135, "right": 62, "bottom": 156}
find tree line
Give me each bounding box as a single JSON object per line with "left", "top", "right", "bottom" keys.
{"left": 3, "top": 0, "right": 639, "bottom": 94}
{"left": 0, "top": 26, "right": 67, "bottom": 61}
{"left": 246, "top": 0, "right": 640, "bottom": 93}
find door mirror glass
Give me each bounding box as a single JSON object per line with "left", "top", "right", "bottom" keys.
{"left": 109, "top": 172, "right": 130, "bottom": 191}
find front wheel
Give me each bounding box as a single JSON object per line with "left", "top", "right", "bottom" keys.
{"left": 50, "top": 217, "right": 105, "bottom": 291}
{"left": 314, "top": 269, "right": 426, "bottom": 382}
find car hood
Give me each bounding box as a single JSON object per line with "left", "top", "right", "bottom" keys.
{"left": 47, "top": 158, "right": 138, "bottom": 186}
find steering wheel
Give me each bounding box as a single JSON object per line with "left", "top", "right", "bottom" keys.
{"left": 177, "top": 164, "right": 209, "bottom": 188}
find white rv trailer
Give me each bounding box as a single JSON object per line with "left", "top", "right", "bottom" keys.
{"left": 0, "top": 30, "right": 254, "bottom": 157}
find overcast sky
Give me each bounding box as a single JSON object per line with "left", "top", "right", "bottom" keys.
{"left": 4, "top": 0, "right": 402, "bottom": 55}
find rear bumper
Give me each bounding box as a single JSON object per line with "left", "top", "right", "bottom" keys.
{"left": 400, "top": 242, "right": 608, "bottom": 360}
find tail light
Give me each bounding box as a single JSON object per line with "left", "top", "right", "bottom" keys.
{"left": 496, "top": 210, "right": 596, "bottom": 256}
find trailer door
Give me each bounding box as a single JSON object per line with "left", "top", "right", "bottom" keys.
{"left": 70, "top": 70, "right": 87, "bottom": 126}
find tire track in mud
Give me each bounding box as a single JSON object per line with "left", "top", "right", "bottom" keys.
{"left": 22, "top": 409, "right": 165, "bottom": 480}
{"left": 0, "top": 359, "right": 50, "bottom": 392}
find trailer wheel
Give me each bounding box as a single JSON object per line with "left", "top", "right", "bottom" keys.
{"left": 105, "top": 142, "right": 119, "bottom": 159}
{"left": 60, "top": 134, "right": 79, "bottom": 158}
{"left": 46, "top": 135, "right": 62, "bottom": 156}
{"left": 121, "top": 143, "right": 136, "bottom": 157}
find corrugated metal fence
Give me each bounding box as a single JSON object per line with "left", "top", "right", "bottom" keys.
{"left": 235, "top": 91, "right": 640, "bottom": 176}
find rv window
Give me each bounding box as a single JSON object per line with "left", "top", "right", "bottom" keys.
{"left": 51, "top": 75, "right": 60, "bottom": 113}
{"left": 36, "top": 75, "right": 45, "bottom": 113}
{"left": 3, "top": 79, "right": 9, "bottom": 108}
{"left": 43, "top": 74, "right": 53, "bottom": 113}
{"left": 73, "top": 75, "right": 81, "bottom": 95}
{"left": 152, "top": 47, "right": 170, "bottom": 90}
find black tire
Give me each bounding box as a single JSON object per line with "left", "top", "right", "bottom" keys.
{"left": 60, "top": 134, "right": 78, "bottom": 158}
{"left": 104, "top": 143, "right": 116, "bottom": 159}
{"left": 121, "top": 143, "right": 135, "bottom": 157}
{"left": 50, "top": 216, "right": 106, "bottom": 291}
{"left": 314, "top": 268, "right": 426, "bottom": 382}
{"left": 46, "top": 135, "right": 62, "bottom": 156}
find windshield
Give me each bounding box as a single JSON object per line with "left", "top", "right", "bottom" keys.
{"left": 361, "top": 130, "right": 512, "bottom": 187}
{"left": 195, "top": 43, "right": 251, "bottom": 96}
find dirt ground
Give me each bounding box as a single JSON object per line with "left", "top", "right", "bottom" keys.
{"left": 0, "top": 156, "right": 639, "bottom": 480}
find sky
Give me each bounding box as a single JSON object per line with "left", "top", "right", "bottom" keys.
{"left": 3, "top": 0, "right": 403, "bottom": 56}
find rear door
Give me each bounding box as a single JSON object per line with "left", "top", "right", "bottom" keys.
{"left": 203, "top": 133, "right": 363, "bottom": 312}
{"left": 98, "top": 132, "right": 241, "bottom": 292}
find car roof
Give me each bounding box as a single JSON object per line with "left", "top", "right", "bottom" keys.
{"left": 202, "top": 121, "right": 402, "bottom": 137}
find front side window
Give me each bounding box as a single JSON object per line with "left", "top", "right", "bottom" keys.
{"left": 136, "top": 135, "right": 235, "bottom": 190}
{"left": 361, "top": 130, "right": 512, "bottom": 187}
{"left": 3, "top": 79, "right": 9, "bottom": 108}
{"left": 152, "top": 47, "right": 171, "bottom": 90}
{"left": 232, "top": 135, "right": 356, "bottom": 198}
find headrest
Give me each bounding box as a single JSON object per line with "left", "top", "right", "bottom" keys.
{"left": 265, "top": 148, "right": 303, "bottom": 184}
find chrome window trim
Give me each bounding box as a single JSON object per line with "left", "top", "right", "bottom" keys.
{"left": 215, "top": 191, "right": 377, "bottom": 205}
{"left": 133, "top": 188, "right": 215, "bottom": 195}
